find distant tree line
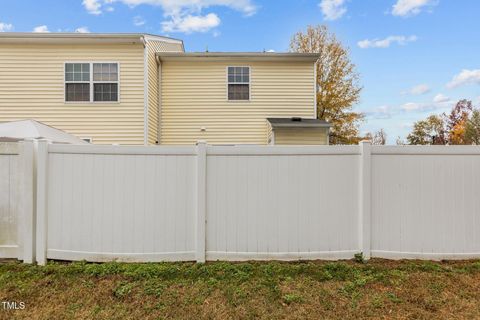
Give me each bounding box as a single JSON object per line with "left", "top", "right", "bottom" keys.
{"left": 404, "top": 100, "right": 480, "bottom": 145}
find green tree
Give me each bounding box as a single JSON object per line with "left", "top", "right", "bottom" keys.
{"left": 465, "top": 110, "right": 480, "bottom": 145}
{"left": 407, "top": 115, "right": 447, "bottom": 145}
{"left": 290, "top": 25, "right": 363, "bottom": 144}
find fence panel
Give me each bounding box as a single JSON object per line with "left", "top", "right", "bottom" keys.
{"left": 371, "top": 146, "right": 480, "bottom": 259}
{"left": 28, "top": 143, "right": 480, "bottom": 264}
{"left": 0, "top": 142, "right": 19, "bottom": 258}
{"left": 205, "top": 146, "right": 360, "bottom": 260}
{"left": 43, "top": 144, "right": 197, "bottom": 262}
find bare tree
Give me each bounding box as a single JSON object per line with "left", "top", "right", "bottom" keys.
{"left": 365, "top": 129, "right": 387, "bottom": 145}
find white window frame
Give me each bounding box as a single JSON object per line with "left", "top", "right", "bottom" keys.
{"left": 64, "top": 61, "right": 121, "bottom": 104}
{"left": 226, "top": 66, "right": 251, "bottom": 102}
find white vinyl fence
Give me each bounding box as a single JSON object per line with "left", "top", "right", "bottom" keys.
{"left": 5, "top": 140, "right": 480, "bottom": 264}
{"left": 0, "top": 142, "right": 19, "bottom": 258}
{"left": 371, "top": 146, "right": 480, "bottom": 260}
{"left": 38, "top": 144, "right": 197, "bottom": 263}
{"left": 0, "top": 141, "right": 34, "bottom": 261}
{"left": 205, "top": 146, "right": 360, "bottom": 260}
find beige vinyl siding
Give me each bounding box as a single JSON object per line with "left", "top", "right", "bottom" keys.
{"left": 274, "top": 128, "right": 329, "bottom": 145}
{"left": 0, "top": 43, "right": 145, "bottom": 145}
{"left": 146, "top": 41, "right": 183, "bottom": 145}
{"left": 160, "top": 61, "right": 315, "bottom": 145}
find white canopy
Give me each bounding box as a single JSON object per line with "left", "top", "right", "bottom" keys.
{"left": 0, "top": 120, "right": 89, "bottom": 144}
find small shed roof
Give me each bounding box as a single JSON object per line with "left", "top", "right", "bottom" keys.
{"left": 0, "top": 120, "right": 89, "bottom": 144}
{"left": 267, "top": 118, "right": 331, "bottom": 129}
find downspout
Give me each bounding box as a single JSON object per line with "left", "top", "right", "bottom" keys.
{"left": 142, "top": 36, "right": 149, "bottom": 145}
{"left": 156, "top": 55, "right": 162, "bottom": 144}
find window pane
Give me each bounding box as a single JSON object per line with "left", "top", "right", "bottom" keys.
{"left": 228, "top": 84, "right": 249, "bottom": 100}
{"left": 93, "top": 63, "right": 118, "bottom": 82}
{"left": 228, "top": 66, "right": 249, "bottom": 84}
{"left": 66, "top": 83, "right": 90, "bottom": 102}
{"left": 66, "top": 63, "right": 90, "bottom": 82}
{"left": 93, "top": 64, "right": 101, "bottom": 73}
{"left": 94, "top": 83, "right": 118, "bottom": 102}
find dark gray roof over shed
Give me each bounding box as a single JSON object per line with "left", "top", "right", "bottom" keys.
{"left": 267, "top": 118, "right": 331, "bottom": 129}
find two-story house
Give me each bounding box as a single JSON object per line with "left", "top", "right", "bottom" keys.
{"left": 0, "top": 33, "right": 330, "bottom": 145}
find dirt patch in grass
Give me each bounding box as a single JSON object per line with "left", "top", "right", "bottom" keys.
{"left": 1, "top": 259, "right": 480, "bottom": 319}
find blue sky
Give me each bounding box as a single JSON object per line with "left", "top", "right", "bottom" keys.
{"left": 1, "top": 0, "right": 479, "bottom": 142}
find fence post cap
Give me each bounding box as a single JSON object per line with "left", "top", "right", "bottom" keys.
{"left": 196, "top": 140, "right": 207, "bottom": 145}
{"left": 359, "top": 140, "right": 372, "bottom": 145}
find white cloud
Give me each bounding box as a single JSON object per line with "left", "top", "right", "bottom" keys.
{"left": 84, "top": 0, "right": 257, "bottom": 16}
{"left": 433, "top": 93, "right": 450, "bottom": 103}
{"left": 0, "top": 22, "right": 13, "bottom": 32}
{"left": 401, "top": 95, "right": 453, "bottom": 112}
{"left": 83, "top": 0, "right": 256, "bottom": 33}
{"left": 408, "top": 84, "right": 430, "bottom": 95}
{"left": 447, "top": 69, "right": 480, "bottom": 89}
{"left": 162, "top": 13, "right": 220, "bottom": 33}
{"left": 33, "top": 25, "right": 50, "bottom": 33}
{"left": 358, "top": 35, "right": 417, "bottom": 49}
{"left": 367, "top": 105, "right": 393, "bottom": 119}
{"left": 75, "top": 26, "right": 91, "bottom": 33}
{"left": 392, "top": 0, "right": 437, "bottom": 17}
{"left": 402, "top": 102, "right": 422, "bottom": 111}
{"left": 133, "top": 15, "right": 146, "bottom": 26}
{"left": 319, "top": 0, "right": 347, "bottom": 21}
{"left": 83, "top": 0, "right": 102, "bottom": 15}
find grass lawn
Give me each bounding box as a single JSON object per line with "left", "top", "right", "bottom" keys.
{"left": 1, "top": 258, "right": 480, "bottom": 319}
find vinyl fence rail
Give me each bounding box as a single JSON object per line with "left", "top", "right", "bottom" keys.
{"left": 6, "top": 140, "right": 480, "bottom": 265}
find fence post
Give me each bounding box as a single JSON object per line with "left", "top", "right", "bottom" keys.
{"left": 35, "top": 139, "right": 49, "bottom": 266}
{"left": 359, "top": 141, "right": 372, "bottom": 260}
{"left": 195, "top": 141, "right": 207, "bottom": 263}
{"left": 18, "top": 139, "right": 35, "bottom": 263}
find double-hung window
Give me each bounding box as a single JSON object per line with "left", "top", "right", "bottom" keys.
{"left": 227, "top": 66, "right": 250, "bottom": 101}
{"left": 65, "top": 62, "right": 119, "bottom": 102}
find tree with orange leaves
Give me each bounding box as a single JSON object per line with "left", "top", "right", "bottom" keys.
{"left": 443, "top": 99, "right": 473, "bottom": 145}
{"left": 290, "top": 25, "right": 363, "bottom": 144}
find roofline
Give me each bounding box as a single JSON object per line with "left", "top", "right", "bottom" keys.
{"left": 157, "top": 52, "right": 319, "bottom": 62}
{"left": 270, "top": 123, "right": 332, "bottom": 128}
{"left": 267, "top": 118, "right": 331, "bottom": 128}
{"left": 0, "top": 33, "right": 183, "bottom": 46}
